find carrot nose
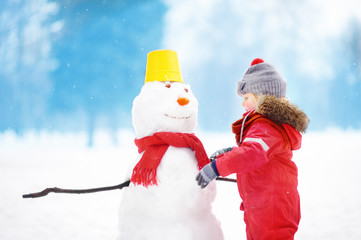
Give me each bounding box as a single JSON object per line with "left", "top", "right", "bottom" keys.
{"left": 177, "top": 97, "right": 189, "bottom": 106}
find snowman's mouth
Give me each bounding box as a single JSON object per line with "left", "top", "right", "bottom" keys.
{"left": 164, "top": 114, "right": 191, "bottom": 120}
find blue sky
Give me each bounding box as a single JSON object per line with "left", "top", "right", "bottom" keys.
{"left": 1, "top": 0, "right": 361, "bottom": 139}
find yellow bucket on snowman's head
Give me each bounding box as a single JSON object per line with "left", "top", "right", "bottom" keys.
{"left": 144, "top": 49, "right": 184, "bottom": 83}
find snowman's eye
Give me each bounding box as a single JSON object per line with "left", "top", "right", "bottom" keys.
{"left": 165, "top": 83, "right": 171, "bottom": 88}
{"left": 184, "top": 88, "right": 189, "bottom": 93}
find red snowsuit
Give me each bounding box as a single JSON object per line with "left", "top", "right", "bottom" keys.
{"left": 215, "top": 97, "right": 308, "bottom": 240}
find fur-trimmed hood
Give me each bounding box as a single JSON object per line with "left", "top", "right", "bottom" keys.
{"left": 255, "top": 95, "right": 310, "bottom": 133}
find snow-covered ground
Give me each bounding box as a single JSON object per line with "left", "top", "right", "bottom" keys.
{"left": 0, "top": 129, "right": 360, "bottom": 240}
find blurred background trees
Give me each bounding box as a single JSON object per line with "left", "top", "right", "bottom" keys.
{"left": 1, "top": 0, "right": 360, "bottom": 145}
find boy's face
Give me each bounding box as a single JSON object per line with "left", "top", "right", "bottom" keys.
{"left": 242, "top": 93, "right": 258, "bottom": 111}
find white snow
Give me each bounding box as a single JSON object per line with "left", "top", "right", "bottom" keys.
{"left": 1, "top": 129, "right": 361, "bottom": 239}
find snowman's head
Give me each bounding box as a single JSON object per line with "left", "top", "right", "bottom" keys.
{"left": 132, "top": 81, "right": 198, "bottom": 138}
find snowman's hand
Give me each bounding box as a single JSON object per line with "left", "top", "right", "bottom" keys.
{"left": 209, "top": 147, "right": 233, "bottom": 162}
{"left": 196, "top": 162, "right": 219, "bottom": 189}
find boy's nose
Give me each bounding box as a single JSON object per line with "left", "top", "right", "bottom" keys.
{"left": 177, "top": 97, "right": 189, "bottom": 106}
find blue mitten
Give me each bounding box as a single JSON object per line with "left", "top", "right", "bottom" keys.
{"left": 209, "top": 147, "right": 233, "bottom": 162}
{"left": 196, "top": 162, "right": 219, "bottom": 189}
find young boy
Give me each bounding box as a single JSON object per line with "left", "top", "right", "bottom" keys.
{"left": 196, "top": 58, "right": 309, "bottom": 240}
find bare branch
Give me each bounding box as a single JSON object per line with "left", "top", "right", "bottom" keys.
{"left": 22, "top": 177, "right": 236, "bottom": 199}
{"left": 216, "top": 177, "right": 237, "bottom": 183}
{"left": 22, "top": 180, "right": 131, "bottom": 199}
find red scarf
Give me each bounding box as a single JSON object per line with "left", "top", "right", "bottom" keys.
{"left": 232, "top": 112, "right": 290, "bottom": 147}
{"left": 131, "top": 132, "right": 209, "bottom": 187}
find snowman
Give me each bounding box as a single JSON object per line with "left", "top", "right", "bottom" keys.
{"left": 118, "top": 50, "right": 223, "bottom": 240}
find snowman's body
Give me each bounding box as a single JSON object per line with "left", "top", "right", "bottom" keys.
{"left": 118, "top": 81, "right": 223, "bottom": 240}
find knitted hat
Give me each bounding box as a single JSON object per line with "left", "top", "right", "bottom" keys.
{"left": 237, "top": 58, "right": 287, "bottom": 98}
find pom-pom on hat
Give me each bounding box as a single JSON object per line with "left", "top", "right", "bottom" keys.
{"left": 237, "top": 58, "right": 287, "bottom": 98}
{"left": 144, "top": 49, "right": 184, "bottom": 83}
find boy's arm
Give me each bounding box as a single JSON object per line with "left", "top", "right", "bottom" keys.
{"left": 215, "top": 121, "right": 283, "bottom": 177}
